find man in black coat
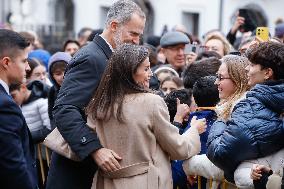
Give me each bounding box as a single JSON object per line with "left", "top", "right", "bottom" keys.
{"left": 0, "top": 29, "right": 38, "bottom": 189}
{"left": 46, "top": 0, "right": 146, "bottom": 188}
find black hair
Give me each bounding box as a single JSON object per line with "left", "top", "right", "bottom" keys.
{"left": 164, "top": 89, "right": 192, "bottom": 122}
{"left": 193, "top": 76, "right": 219, "bottom": 107}
{"left": 9, "top": 83, "right": 21, "bottom": 92}
{"left": 182, "top": 57, "right": 221, "bottom": 89}
{"left": 0, "top": 29, "right": 30, "bottom": 58}
{"left": 63, "top": 39, "right": 80, "bottom": 51}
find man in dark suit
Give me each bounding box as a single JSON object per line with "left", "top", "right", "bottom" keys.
{"left": 46, "top": 1, "right": 146, "bottom": 188}
{"left": 0, "top": 29, "right": 37, "bottom": 189}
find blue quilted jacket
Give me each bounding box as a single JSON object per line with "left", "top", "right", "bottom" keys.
{"left": 207, "top": 80, "right": 284, "bottom": 182}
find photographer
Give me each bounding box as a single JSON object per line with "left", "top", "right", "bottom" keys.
{"left": 226, "top": 9, "right": 256, "bottom": 49}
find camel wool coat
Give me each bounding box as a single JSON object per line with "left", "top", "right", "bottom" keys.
{"left": 88, "top": 93, "right": 201, "bottom": 189}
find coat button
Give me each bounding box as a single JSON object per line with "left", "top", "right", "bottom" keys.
{"left": 81, "top": 136, "right": 87, "bottom": 143}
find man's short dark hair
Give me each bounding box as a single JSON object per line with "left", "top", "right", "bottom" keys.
{"left": 0, "top": 29, "right": 30, "bottom": 58}
{"left": 164, "top": 89, "right": 192, "bottom": 122}
{"left": 9, "top": 83, "right": 21, "bottom": 92}
{"left": 193, "top": 76, "right": 219, "bottom": 107}
{"left": 182, "top": 57, "right": 221, "bottom": 89}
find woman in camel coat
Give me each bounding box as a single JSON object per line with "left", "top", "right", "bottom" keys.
{"left": 86, "top": 44, "right": 206, "bottom": 189}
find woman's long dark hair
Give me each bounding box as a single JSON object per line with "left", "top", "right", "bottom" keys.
{"left": 86, "top": 44, "right": 150, "bottom": 123}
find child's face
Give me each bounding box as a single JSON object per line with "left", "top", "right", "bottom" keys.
{"left": 52, "top": 69, "right": 65, "bottom": 86}
{"left": 30, "top": 65, "right": 47, "bottom": 83}
{"left": 161, "top": 80, "right": 178, "bottom": 95}
{"left": 10, "top": 88, "right": 25, "bottom": 106}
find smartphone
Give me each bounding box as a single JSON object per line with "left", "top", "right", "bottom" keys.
{"left": 184, "top": 42, "right": 198, "bottom": 54}
{"left": 238, "top": 8, "right": 256, "bottom": 32}
{"left": 256, "top": 27, "right": 269, "bottom": 41}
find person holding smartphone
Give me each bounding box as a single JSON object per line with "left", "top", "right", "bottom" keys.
{"left": 226, "top": 9, "right": 256, "bottom": 49}
{"left": 226, "top": 12, "right": 245, "bottom": 46}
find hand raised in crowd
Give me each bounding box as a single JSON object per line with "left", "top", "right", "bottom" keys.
{"left": 185, "top": 52, "right": 198, "bottom": 66}
{"left": 190, "top": 116, "right": 207, "bottom": 134}
{"left": 92, "top": 148, "right": 122, "bottom": 172}
{"left": 174, "top": 98, "right": 191, "bottom": 123}
{"left": 230, "top": 16, "right": 245, "bottom": 34}
{"left": 250, "top": 164, "right": 271, "bottom": 180}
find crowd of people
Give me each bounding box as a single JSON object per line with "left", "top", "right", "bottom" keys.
{"left": 0, "top": 0, "right": 284, "bottom": 189}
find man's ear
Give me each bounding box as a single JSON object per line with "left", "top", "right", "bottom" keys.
{"left": 0, "top": 57, "right": 11, "bottom": 69}
{"left": 265, "top": 67, "right": 274, "bottom": 80}
{"left": 110, "top": 21, "right": 119, "bottom": 32}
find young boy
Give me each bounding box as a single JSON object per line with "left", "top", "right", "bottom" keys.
{"left": 183, "top": 76, "right": 221, "bottom": 188}
{"left": 47, "top": 52, "right": 71, "bottom": 129}
{"left": 187, "top": 75, "right": 219, "bottom": 154}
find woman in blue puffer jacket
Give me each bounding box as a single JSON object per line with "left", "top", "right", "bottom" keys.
{"left": 207, "top": 41, "right": 284, "bottom": 184}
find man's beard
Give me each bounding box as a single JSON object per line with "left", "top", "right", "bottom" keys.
{"left": 113, "top": 29, "right": 135, "bottom": 48}
{"left": 114, "top": 29, "right": 123, "bottom": 48}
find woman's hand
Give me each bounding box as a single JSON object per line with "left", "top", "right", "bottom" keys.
{"left": 190, "top": 116, "right": 207, "bottom": 134}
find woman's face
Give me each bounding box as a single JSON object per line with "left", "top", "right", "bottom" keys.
{"left": 246, "top": 63, "right": 267, "bottom": 87}
{"left": 215, "top": 63, "right": 237, "bottom": 100}
{"left": 30, "top": 65, "right": 47, "bottom": 83}
{"left": 65, "top": 42, "right": 80, "bottom": 56}
{"left": 205, "top": 39, "right": 225, "bottom": 57}
{"left": 133, "top": 57, "right": 152, "bottom": 89}
{"left": 161, "top": 80, "right": 179, "bottom": 95}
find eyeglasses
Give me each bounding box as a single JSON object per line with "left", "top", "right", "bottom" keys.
{"left": 216, "top": 74, "right": 231, "bottom": 81}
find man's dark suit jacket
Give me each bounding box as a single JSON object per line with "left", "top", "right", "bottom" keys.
{"left": 0, "top": 84, "right": 37, "bottom": 189}
{"left": 46, "top": 35, "right": 112, "bottom": 189}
